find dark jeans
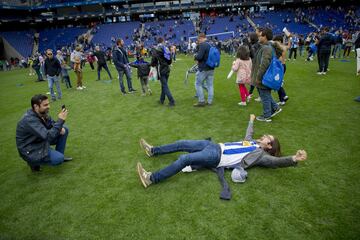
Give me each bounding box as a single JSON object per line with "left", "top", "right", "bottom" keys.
{"left": 150, "top": 140, "right": 221, "bottom": 183}
{"left": 258, "top": 87, "right": 279, "bottom": 118}
{"left": 318, "top": 51, "right": 331, "bottom": 72}
{"left": 159, "top": 73, "right": 175, "bottom": 104}
{"left": 289, "top": 48, "right": 297, "bottom": 59}
{"left": 34, "top": 67, "right": 43, "bottom": 81}
{"left": 343, "top": 46, "right": 351, "bottom": 57}
{"left": 118, "top": 67, "right": 133, "bottom": 93}
{"left": 278, "top": 87, "right": 287, "bottom": 102}
{"left": 278, "top": 64, "right": 287, "bottom": 101}
{"left": 63, "top": 76, "right": 72, "bottom": 88}
{"left": 98, "top": 63, "right": 112, "bottom": 80}
{"left": 307, "top": 50, "right": 315, "bottom": 61}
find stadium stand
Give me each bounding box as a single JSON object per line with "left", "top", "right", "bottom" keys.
{"left": 0, "top": 30, "right": 34, "bottom": 57}
{"left": 38, "top": 26, "right": 88, "bottom": 53}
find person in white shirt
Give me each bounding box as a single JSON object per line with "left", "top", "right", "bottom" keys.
{"left": 137, "top": 114, "right": 307, "bottom": 188}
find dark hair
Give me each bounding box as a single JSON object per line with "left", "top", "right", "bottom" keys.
{"left": 273, "top": 35, "right": 284, "bottom": 43}
{"left": 116, "top": 38, "right": 123, "bottom": 46}
{"left": 31, "top": 94, "right": 48, "bottom": 110}
{"left": 236, "top": 45, "right": 250, "bottom": 60}
{"left": 249, "top": 32, "right": 258, "bottom": 44}
{"left": 266, "top": 136, "right": 281, "bottom": 157}
{"left": 157, "top": 37, "right": 164, "bottom": 43}
{"left": 261, "top": 28, "right": 273, "bottom": 41}
{"left": 198, "top": 32, "right": 206, "bottom": 39}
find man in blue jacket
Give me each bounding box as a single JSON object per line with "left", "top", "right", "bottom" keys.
{"left": 194, "top": 33, "right": 215, "bottom": 107}
{"left": 16, "top": 94, "right": 72, "bottom": 172}
{"left": 112, "top": 39, "right": 136, "bottom": 95}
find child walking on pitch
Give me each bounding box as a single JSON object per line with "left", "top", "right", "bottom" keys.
{"left": 129, "top": 55, "right": 152, "bottom": 96}
{"left": 231, "top": 45, "right": 252, "bottom": 106}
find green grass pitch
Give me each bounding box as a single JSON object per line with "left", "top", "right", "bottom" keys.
{"left": 0, "top": 53, "right": 359, "bottom": 239}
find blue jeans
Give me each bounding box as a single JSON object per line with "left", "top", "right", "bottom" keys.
{"left": 258, "top": 88, "right": 279, "bottom": 118}
{"left": 195, "top": 70, "right": 214, "bottom": 104}
{"left": 118, "top": 67, "right": 133, "bottom": 92}
{"left": 159, "top": 73, "right": 175, "bottom": 104}
{"left": 332, "top": 43, "right": 342, "bottom": 58}
{"left": 44, "top": 126, "right": 69, "bottom": 166}
{"left": 150, "top": 140, "right": 221, "bottom": 183}
{"left": 47, "top": 75, "right": 62, "bottom": 100}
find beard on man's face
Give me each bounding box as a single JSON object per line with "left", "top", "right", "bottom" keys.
{"left": 38, "top": 107, "right": 49, "bottom": 116}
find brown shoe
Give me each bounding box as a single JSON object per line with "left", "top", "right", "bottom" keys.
{"left": 193, "top": 102, "right": 206, "bottom": 107}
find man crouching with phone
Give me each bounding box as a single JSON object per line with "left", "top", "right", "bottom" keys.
{"left": 16, "top": 94, "right": 72, "bottom": 172}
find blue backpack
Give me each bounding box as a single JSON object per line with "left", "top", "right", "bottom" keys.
{"left": 162, "top": 46, "right": 171, "bottom": 61}
{"left": 206, "top": 44, "right": 220, "bottom": 68}
{"left": 261, "top": 47, "right": 284, "bottom": 91}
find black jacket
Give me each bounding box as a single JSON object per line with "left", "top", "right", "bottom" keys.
{"left": 44, "top": 57, "right": 61, "bottom": 76}
{"left": 129, "top": 60, "right": 151, "bottom": 78}
{"left": 94, "top": 51, "right": 107, "bottom": 65}
{"left": 112, "top": 46, "right": 129, "bottom": 71}
{"left": 16, "top": 109, "right": 64, "bottom": 163}
{"left": 151, "top": 45, "right": 172, "bottom": 78}
{"left": 318, "top": 32, "right": 335, "bottom": 52}
{"left": 355, "top": 34, "right": 360, "bottom": 49}
{"left": 194, "top": 42, "right": 214, "bottom": 72}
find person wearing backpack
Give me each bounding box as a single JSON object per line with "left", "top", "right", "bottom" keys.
{"left": 193, "top": 33, "right": 218, "bottom": 107}
{"left": 113, "top": 38, "right": 136, "bottom": 95}
{"left": 251, "top": 28, "right": 282, "bottom": 122}
{"left": 151, "top": 37, "right": 175, "bottom": 106}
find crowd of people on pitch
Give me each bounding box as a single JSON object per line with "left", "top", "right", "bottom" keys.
{"left": 14, "top": 26, "right": 360, "bottom": 200}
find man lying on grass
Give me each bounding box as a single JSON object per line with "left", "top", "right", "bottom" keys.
{"left": 137, "top": 114, "right": 307, "bottom": 191}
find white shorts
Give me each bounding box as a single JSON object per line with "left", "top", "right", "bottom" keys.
{"left": 357, "top": 48, "right": 360, "bottom": 74}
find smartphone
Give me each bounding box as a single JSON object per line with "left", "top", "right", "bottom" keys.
{"left": 61, "top": 104, "right": 66, "bottom": 110}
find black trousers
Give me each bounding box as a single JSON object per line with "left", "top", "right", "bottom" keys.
{"left": 318, "top": 51, "right": 331, "bottom": 72}
{"left": 289, "top": 48, "right": 297, "bottom": 59}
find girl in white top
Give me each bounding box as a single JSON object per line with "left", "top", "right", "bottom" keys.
{"left": 231, "top": 45, "right": 252, "bottom": 106}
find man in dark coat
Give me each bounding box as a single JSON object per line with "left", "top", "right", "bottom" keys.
{"left": 16, "top": 94, "right": 72, "bottom": 172}
{"left": 112, "top": 39, "right": 136, "bottom": 95}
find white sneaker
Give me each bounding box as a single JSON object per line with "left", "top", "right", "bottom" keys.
{"left": 238, "top": 102, "right": 247, "bottom": 106}
{"left": 82, "top": 86, "right": 86, "bottom": 89}
{"left": 76, "top": 86, "right": 83, "bottom": 90}
{"left": 317, "top": 72, "right": 323, "bottom": 75}
{"left": 277, "top": 101, "right": 286, "bottom": 106}
{"left": 247, "top": 94, "right": 252, "bottom": 102}
{"left": 254, "top": 97, "right": 261, "bottom": 102}
{"left": 322, "top": 72, "right": 326, "bottom": 75}
{"left": 182, "top": 166, "right": 197, "bottom": 173}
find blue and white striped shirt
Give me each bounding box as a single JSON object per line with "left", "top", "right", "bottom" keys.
{"left": 217, "top": 141, "right": 259, "bottom": 167}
